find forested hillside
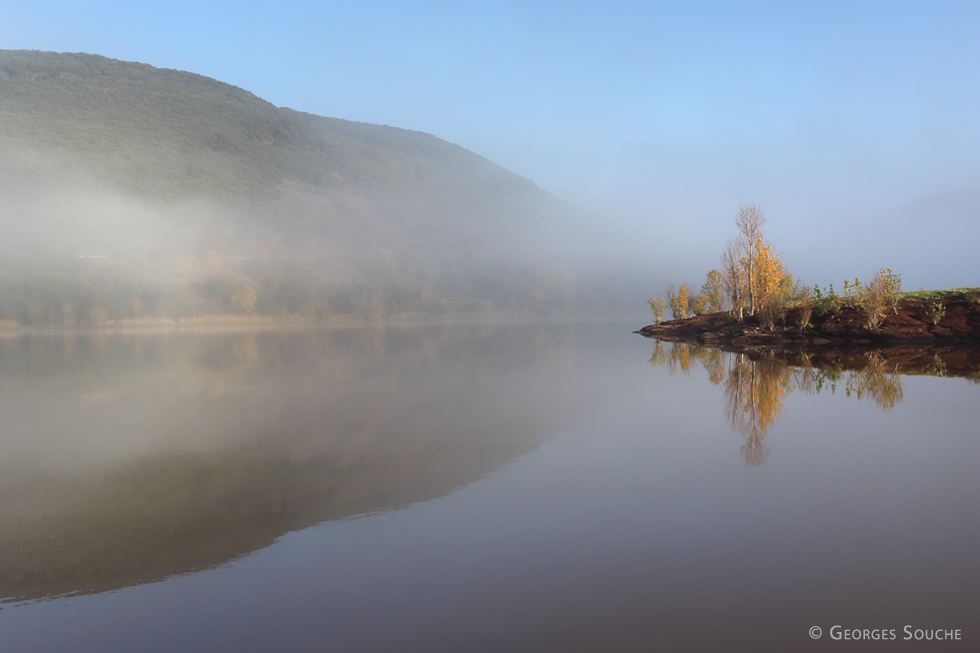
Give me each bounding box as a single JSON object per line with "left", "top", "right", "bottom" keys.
{"left": 0, "top": 50, "right": 603, "bottom": 324}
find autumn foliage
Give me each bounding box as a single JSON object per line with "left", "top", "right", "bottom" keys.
{"left": 652, "top": 203, "right": 791, "bottom": 325}
{"left": 649, "top": 203, "right": 902, "bottom": 333}
{"left": 722, "top": 204, "right": 791, "bottom": 323}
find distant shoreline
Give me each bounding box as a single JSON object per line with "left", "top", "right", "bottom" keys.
{"left": 0, "top": 311, "right": 628, "bottom": 334}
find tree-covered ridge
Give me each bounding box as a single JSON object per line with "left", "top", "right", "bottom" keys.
{"left": 0, "top": 50, "right": 535, "bottom": 200}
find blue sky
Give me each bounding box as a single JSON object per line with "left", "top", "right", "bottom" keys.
{"left": 3, "top": 0, "right": 979, "bottom": 287}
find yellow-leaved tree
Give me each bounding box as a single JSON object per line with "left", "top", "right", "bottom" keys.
{"left": 751, "top": 236, "right": 790, "bottom": 324}
{"left": 647, "top": 296, "right": 667, "bottom": 324}
{"left": 676, "top": 282, "right": 691, "bottom": 319}
{"left": 700, "top": 269, "right": 725, "bottom": 313}
{"left": 722, "top": 204, "right": 790, "bottom": 323}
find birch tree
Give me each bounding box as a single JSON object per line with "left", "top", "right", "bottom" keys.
{"left": 723, "top": 203, "right": 786, "bottom": 321}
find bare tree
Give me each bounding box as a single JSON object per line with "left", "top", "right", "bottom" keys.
{"left": 733, "top": 203, "right": 766, "bottom": 316}
{"left": 722, "top": 203, "right": 769, "bottom": 319}
{"left": 722, "top": 240, "right": 743, "bottom": 320}
{"left": 665, "top": 282, "right": 678, "bottom": 319}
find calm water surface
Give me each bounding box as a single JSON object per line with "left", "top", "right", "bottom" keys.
{"left": 0, "top": 320, "right": 977, "bottom": 652}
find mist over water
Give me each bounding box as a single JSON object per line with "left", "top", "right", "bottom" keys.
{"left": 0, "top": 139, "right": 660, "bottom": 324}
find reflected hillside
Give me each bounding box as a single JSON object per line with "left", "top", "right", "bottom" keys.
{"left": 0, "top": 322, "right": 608, "bottom": 604}
{"left": 649, "top": 341, "right": 980, "bottom": 466}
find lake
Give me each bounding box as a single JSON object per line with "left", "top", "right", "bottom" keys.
{"left": 1, "top": 320, "right": 977, "bottom": 651}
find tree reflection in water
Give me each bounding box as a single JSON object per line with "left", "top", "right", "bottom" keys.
{"left": 650, "top": 342, "right": 905, "bottom": 466}
{"left": 844, "top": 353, "right": 904, "bottom": 409}
{"left": 724, "top": 353, "right": 792, "bottom": 466}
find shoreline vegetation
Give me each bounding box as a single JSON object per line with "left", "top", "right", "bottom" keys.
{"left": 639, "top": 203, "right": 980, "bottom": 349}
{"left": 638, "top": 290, "right": 980, "bottom": 348}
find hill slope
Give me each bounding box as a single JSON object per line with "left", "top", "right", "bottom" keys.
{"left": 0, "top": 50, "right": 587, "bottom": 323}
{"left": 0, "top": 50, "right": 538, "bottom": 201}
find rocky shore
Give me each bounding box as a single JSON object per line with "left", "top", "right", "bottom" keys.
{"left": 637, "top": 295, "right": 980, "bottom": 349}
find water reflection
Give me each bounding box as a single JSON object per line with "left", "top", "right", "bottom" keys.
{"left": 649, "top": 341, "right": 979, "bottom": 466}
{"left": 724, "top": 354, "right": 792, "bottom": 466}
{"left": 0, "top": 322, "right": 610, "bottom": 604}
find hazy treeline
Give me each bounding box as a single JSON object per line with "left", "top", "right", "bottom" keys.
{"left": 0, "top": 50, "right": 641, "bottom": 325}
{"left": 0, "top": 181, "right": 580, "bottom": 324}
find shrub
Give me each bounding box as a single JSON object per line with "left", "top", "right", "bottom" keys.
{"left": 794, "top": 285, "right": 814, "bottom": 329}
{"left": 813, "top": 284, "right": 841, "bottom": 317}
{"left": 853, "top": 269, "right": 902, "bottom": 331}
